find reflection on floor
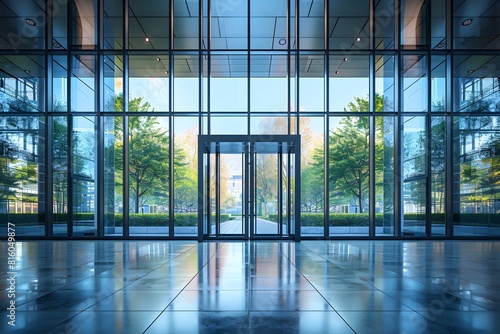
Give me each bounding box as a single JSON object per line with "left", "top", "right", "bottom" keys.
{"left": 1, "top": 240, "right": 500, "bottom": 333}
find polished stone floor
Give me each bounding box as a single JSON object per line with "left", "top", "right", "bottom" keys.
{"left": 1, "top": 240, "right": 500, "bottom": 333}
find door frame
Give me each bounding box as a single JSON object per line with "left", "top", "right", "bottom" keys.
{"left": 197, "top": 135, "right": 301, "bottom": 241}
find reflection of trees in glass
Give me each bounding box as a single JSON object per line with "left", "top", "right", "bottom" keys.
{"left": 113, "top": 95, "right": 195, "bottom": 214}
{"left": 0, "top": 116, "right": 40, "bottom": 213}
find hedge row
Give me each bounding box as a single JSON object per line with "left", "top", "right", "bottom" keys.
{"left": 0, "top": 213, "right": 231, "bottom": 227}
{"left": 1, "top": 213, "right": 498, "bottom": 227}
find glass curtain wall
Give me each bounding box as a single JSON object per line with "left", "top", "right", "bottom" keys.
{"left": 0, "top": 0, "right": 499, "bottom": 239}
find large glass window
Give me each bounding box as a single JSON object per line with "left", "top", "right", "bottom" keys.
{"left": 128, "top": 116, "right": 169, "bottom": 236}
{"left": 0, "top": 116, "right": 45, "bottom": 237}
{"left": 329, "top": 116, "right": 369, "bottom": 236}
{"left": 454, "top": 116, "right": 500, "bottom": 236}
{"left": 53, "top": 117, "right": 68, "bottom": 236}
{"left": 402, "top": 116, "right": 427, "bottom": 236}
{"left": 210, "top": 54, "right": 248, "bottom": 112}
{"left": 104, "top": 117, "right": 123, "bottom": 236}
{"left": 71, "top": 55, "right": 96, "bottom": 112}
{"left": 329, "top": 54, "right": 369, "bottom": 111}
{"left": 299, "top": 53, "right": 324, "bottom": 112}
{"left": 250, "top": 53, "right": 288, "bottom": 112}
{"left": 376, "top": 116, "right": 395, "bottom": 236}
{"left": 129, "top": 55, "right": 170, "bottom": 111}
{"left": 72, "top": 116, "right": 97, "bottom": 237}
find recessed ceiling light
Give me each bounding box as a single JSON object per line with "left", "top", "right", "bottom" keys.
{"left": 437, "top": 42, "right": 445, "bottom": 48}
{"left": 145, "top": 37, "right": 150, "bottom": 42}
{"left": 343, "top": 57, "right": 348, "bottom": 62}
{"left": 278, "top": 38, "right": 287, "bottom": 45}
{"left": 156, "top": 57, "right": 161, "bottom": 62}
{"left": 356, "top": 37, "right": 361, "bottom": 42}
{"left": 335, "top": 70, "right": 340, "bottom": 75}
{"left": 53, "top": 40, "right": 62, "bottom": 48}
{"left": 462, "top": 18, "right": 473, "bottom": 26}
{"left": 467, "top": 69, "right": 474, "bottom": 74}
{"left": 25, "top": 18, "right": 36, "bottom": 26}
{"left": 24, "top": 70, "right": 31, "bottom": 74}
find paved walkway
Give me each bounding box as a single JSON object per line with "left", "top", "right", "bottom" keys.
{"left": 219, "top": 217, "right": 282, "bottom": 234}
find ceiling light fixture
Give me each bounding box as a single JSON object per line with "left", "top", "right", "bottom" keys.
{"left": 25, "top": 18, "right": 36, "bottom": 26}
{"left": 343, "top": 57, "right": 348, "bottom": 62}
{"left": 335, "top": 70, "right": 340, "bottom": 75}
{"left": 145, "top": 37, "right": 150, "bottom": 42}
{"left": 356, "top": 37, "right": 361, "bottom": 42}
{"left": 467, "top": 69, "right": 474, "bottom": 74}
{"left": 437, "top": 42, "right": 445, "bottom": 48}
{"left": 53, "top": 40, "right": 62, "bottom": 48}
{"left": 461, "top": 18, "right": 473, "bottom": 26}
{"left": 156, "top": 57, "right": 161, "bottom": 62}
{"left": 278, "top": 38, "right": 287, "bottom": 45}
{"left": 24, "top": 70, "right": 31, "bottom": 74}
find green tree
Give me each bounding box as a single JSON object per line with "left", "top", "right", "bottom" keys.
{"left": 327, "top": 94, "right": 386, "bottom": 213}
{"left": 114, "top": 95, "right": 169, "bottom": 213}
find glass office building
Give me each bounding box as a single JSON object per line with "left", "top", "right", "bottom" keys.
{"left": 0, "top": 0, "right": 499, "bottom": 239}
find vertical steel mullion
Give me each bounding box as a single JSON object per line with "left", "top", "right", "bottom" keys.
{"left": 324, "top": 0, "right": 329, "bottom": 238}
{"left": 123, "top": 54, "right": 129, "bottom": 238}
{"left": 445, "top": 0, "right": 454, "bottom": 238}
{"left": 124, "top": 0, "right": 129, "bottom": 50}
{"left": 67, "top": 54, "right": 73, "bottom": 237}
{"left": 295, "top": 0, "right": 299, "bottom": 134}
{"left": 294, "top": 137, "right": 301, "bottom": 241}
{"left": 215, "top": 148, "right": 220, "bottom": 236}
{"left": 169, "top": 0, "right": 175, "bottom": 238}
{"left": 394, "top": 51, "right": 402, "bottom": 237}
{"left": 45, "top": 45, "right": 53, "bottom": 237}
{"left": 197, "top": 140, "right": 204, "bottom": 241}
{"left": 199, "top": 0, "right": 203, "bottom": 133}
{"left": 249, "top": 144, "right": 255, "bottom": 238}
{"left": 207, "top": 0, "right": 211, "bottom": 133}
{"left": 287, "top": 149, "right": 292, "bottom": 236}
{"left": 425, "top": 0, "right": 432, "bottom": 237}
{"left": 247, "top": 0, "right": 251, "bottom": 133}
{"left": 287, "top": 0, "right": 291, "bottom": 134}
{"left": 278, "top": 143, "right": 283, "bottom": 236}
{"left": 206, "top": 148, "right": 211, "bottom": 236}
{"left": 97, "top": 51, "right": 104, "bottom": 238}
{"left": 368, "top": 32, "right": 376, "bottom": 238}
{"left": 245, "top": 144, "right": 249, "bottom": 238}
{"left": 98, "top": 0, "right": 104, "bottom": 50}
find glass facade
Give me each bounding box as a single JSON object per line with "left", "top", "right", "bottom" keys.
{"left": 0, "top": 0, "right": 499, "bottom": 239}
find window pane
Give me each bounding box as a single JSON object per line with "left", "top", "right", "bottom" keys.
{"left": 402, "top": 116, "right": 427, "bottom": 236}
{"left": 431, "top": 116, "right": 446, "bottom": 236}
{"left": 104, "top": 0, "right": 123, "bottom": 49}
{"left": 300, "top": 0, "right": 324, "bottom": 49}
{"left": 211, "top": 54, "right": 248, "bottom": 112}
{"left": 104, "top": 55, "right": 124, "bottom": 111}
{"left": 454, "top": 116, "right": 500, "bottom": 236}
{"left": 329, "top": 116, "right": 369, "bottom": 236}
{"left": 129, "top": 55, "right": 170, "bottom": 111}
{"left": 71, "top": 55, "right": 96, "bottom": 112}
{"left": 376, "top": 116, "right": 395, "bottom": 236}
{"left": 72, "top": 116, "right": 96, "bottom": 236}
{"left": 104, "top": 117, "right": 123, "bottom": 236}
{"left": 174, "top": 54, "right": 199, "bottom": 112}
{"left": 329, "top": 54, "right": 369, "bottom": 111}
{"left": 329, "top": 0, "right": 369, "bottom": 50}
{"left": 174, "top": 117, "right": 199, "bottom": 236}
{"left": 301, "top": 117, "right": 324, "bottom": 236}
{"left": 375, "top": 55, "right": 395, "bottom": 111}
{"left": 0, "top": 2, "right": 45, "bottom": 49}
{"left": 250, "top": 54, "right": 288, "bottom": 112}
{"left": 53, "top": 117, "right": 68, "bottom": 236}
{"left": 402, "top": 55, "right": 427, "bottom": 112}
{"left": 0, "top": 116, "right": 45, "bottom": 237}
{"left": 299, "top": 53, "right": 324, "bottom": 112}
{"left": 129, "top": 116, "right": 169, "bottom": 236}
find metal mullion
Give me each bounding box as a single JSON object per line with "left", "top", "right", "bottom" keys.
{"left": 295, "top": 0, "right": 299, "bottom": 134}
{"left": 169, "top": 0, "right": 174, "bottom": 238}
{"left": 445, "top": 0, "right": 454, "bottom": 238}
{"left": 369, "top": 33, "right": 376, "bottom": 237}
{"left": 124, "top": 0, "right": 129, "bottom": 50}
{"left": 215, "top": 148, "right": 220, "bottom": 236}
{"left": 242, "top": 149, "right": 247, "bottom": 237}
{"left": 123, "top": 54, "right": 130, "bottom": 237}
{"left": 394, "top": 51, "right": 402, "bottom": 237}
{"left": 98, "top": 0, "right": 104, "bottom": 50}
{"left": 249, "top": 144, "right": 255, "bottom": 238}
{"left": 97, "top": 49, "right": 104, "bottom": 238}
{"left": 67, "top": 54, "right": 73, "bottom": 237}
{"left": 197, "top": 140, "right": 204, "bottom": 242}
{"left": 278, "top": 143, "right": 283, "bottom": 236}
{"left": 294, "top": 137, "right": 301, "bottom": 241}
{"left": 287, "top": 148, "right": 292, "bottom": 236}
{"left": 426, "top": 6, "right": 432, "bottom": 236}
{"left": 287, "top": 0, "right": 291, "bottom": 134}
{"left": 45, "top": 49, "right": 53, "bottom": 237}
